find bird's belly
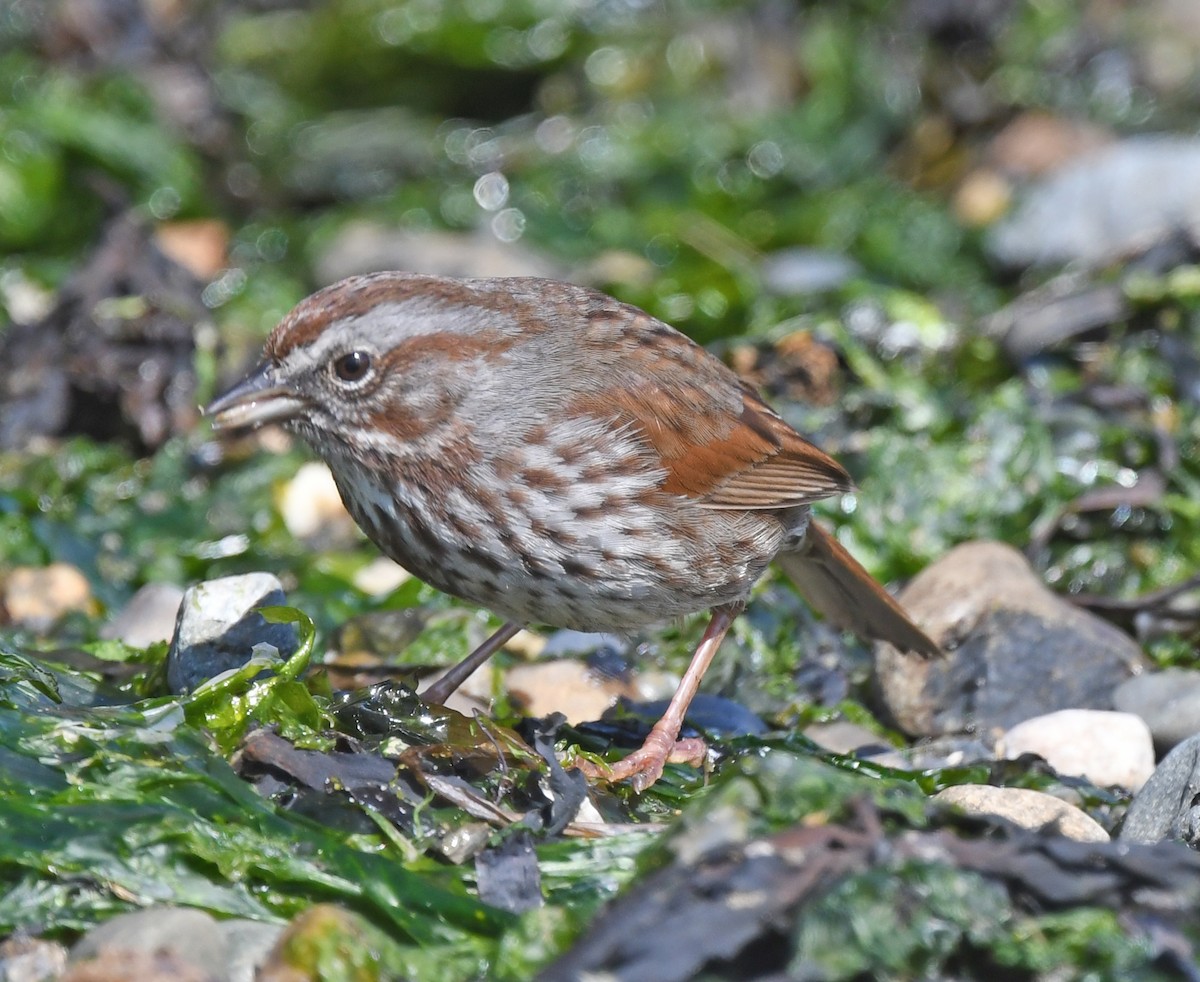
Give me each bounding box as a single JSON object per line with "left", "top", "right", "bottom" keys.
{"left": 331, "top": 467, "right": 781, "bottom": 631}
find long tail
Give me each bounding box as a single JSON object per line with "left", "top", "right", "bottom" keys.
{"left": 775, "top": 523, "right": 940, "bottom": 656}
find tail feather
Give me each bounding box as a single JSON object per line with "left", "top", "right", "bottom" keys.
{"left": 776, "top": 523, "right": 940, "bottom": 657}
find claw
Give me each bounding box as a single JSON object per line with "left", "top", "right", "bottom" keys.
{"left": 571, "top": 734, "right": 708, "bottom": 791}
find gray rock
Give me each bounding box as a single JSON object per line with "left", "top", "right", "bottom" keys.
{"left": 219, "top": 919, "right": 286, "bottom": 982}
{"left": 875, "top": 541, "right": 1147, "bottom": 738}
{"left": 70, "top": 906, "right": 226, "bottom": 978}
{"left": 476, "top": 833, "right": 543, "bottom": 914}
{"left": 101, "top": 582, "right": 185, "bottom": 649}
{"left": 1120, "top": 733, "right": 1200, "bottom": 846}
{"left": 902, "top": 735, "right": 995, "bottom": 772}
{"left": 540, "top": 630, "right": 626, "bottom": 659}
{"left": 1114, "top": 668, "right": 1200, "bottom": 753}
{"left": 988, "top": 136, "right": 1200, "bottom": 269}
{"left": 1000, "top": 709, "right": 1155, "bottom": 791}
{"left": 803, "top": 721, "right": 906, "bottom": 768}
{"left": 759, "top": 248, "right": 861, "bottom": 295}
{"left": 935, "top": 785, "right": 1109, "bottom": 842}
{"left": 167, "top": 573, "right": 299, "bottom": 693}
{"left": 314, "top": 222, "right": 565, "bottom": 285}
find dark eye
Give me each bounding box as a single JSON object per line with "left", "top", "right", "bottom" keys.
{"left": 332, "top": 350, "right": 372, "bottom": 383}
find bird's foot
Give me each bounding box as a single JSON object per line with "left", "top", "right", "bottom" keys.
{"left": 572, "top": 730, "right": 707, "bottom": 792}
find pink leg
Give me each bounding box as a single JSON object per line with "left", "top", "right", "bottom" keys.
{"left": 575, "top": 604, "right": 741, "bottom": 792}
{"left": 421, "top": 621, "right": 522, "bottom": 706}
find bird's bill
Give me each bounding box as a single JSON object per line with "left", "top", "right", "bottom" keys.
{"left": 205, "top": 363, "right": 305, "bottom": 430}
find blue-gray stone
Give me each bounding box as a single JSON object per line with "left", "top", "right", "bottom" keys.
{"left": 166, "top": 572, "right": 299, "bottom": 693}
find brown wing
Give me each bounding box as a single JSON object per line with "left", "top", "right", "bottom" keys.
{"left": 684, "top": 390, "right": 853, "bottom": 509}
{"left": 566, "top": 309, "right": 852, "bottom": 510}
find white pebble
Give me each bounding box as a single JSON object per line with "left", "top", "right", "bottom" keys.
{"left": 279, "top": 462, "right": 356, "bottom": 543}
{"left": 1000, "top": 709, "right": 1155, "bottom": 791}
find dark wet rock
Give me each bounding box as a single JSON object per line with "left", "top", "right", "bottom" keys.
{"left": 236, "top": 727, "right": 400, "bottom": 795}
{"left": 1027, "top": 471, "right": 1169, "bottom": 561}
{"left": 236, "top": 727, "right": 425, "bottom": 839}
{"left": 759, "top": 247, "right": 861, "bottom": 295}
{"left": 1000, "top": 709, "right": 1154, "bottom": 791}
{"left": 790, "top": 654, "right": 852, "bottom": 707}
{"left": 1161, "top": 328, "right": 1200, "bottom": 408}
{"left": 100, "top": 582, "right": 185, "bottom": 649}
{"left": 982, "top": 274, "right": 1129, "bottom": 361}
{"left": 572, "top": 692, "right": 767, "bottom": 757}
{"left": 70, "top": 907, "right": 225, "bottom": 981}
{"left": 476, "top": 831, "right": 543, "bottom": 914}
{"left": 538, "top": 794, "right": 1200, "bottom": 982}
{"left": 166, "top": 573, "right": 299, "bottom": 693}
{"left": 935, "top": 785, "right": 1109, "bottom": 842}
{"left": 1075, "top": 571, "right": 1200, "bottom": 643}
{"left": 314, "top": 221, "right": 565, "bottom": 285}
{"left": 1120, "top": 734, "right": 1200, "bottom": 847}
{"left": 519, "top": 714, "right": 589, "bottom": 837}
{"left": 624, "top": 693, "right": 768, "bottom": 739}
{"left": 0, "top": 213, "right": 203, "bottom": 452}
{"left": 1114, "top": 668, "right": 1200, "bottom": 753}
{"left": 988, "top": 136, "right": 1200, "bottom": 269}
{"left": 875, "top": 541, "right": 1147, "bottom": 738}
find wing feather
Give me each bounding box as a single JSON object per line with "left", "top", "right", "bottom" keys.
{"left": 566, "top": 309, "right": 852, "bottom": 510}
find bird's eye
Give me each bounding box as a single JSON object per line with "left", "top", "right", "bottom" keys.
{"left": 332, "top": 350, "right": 372, "bottom": 383}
